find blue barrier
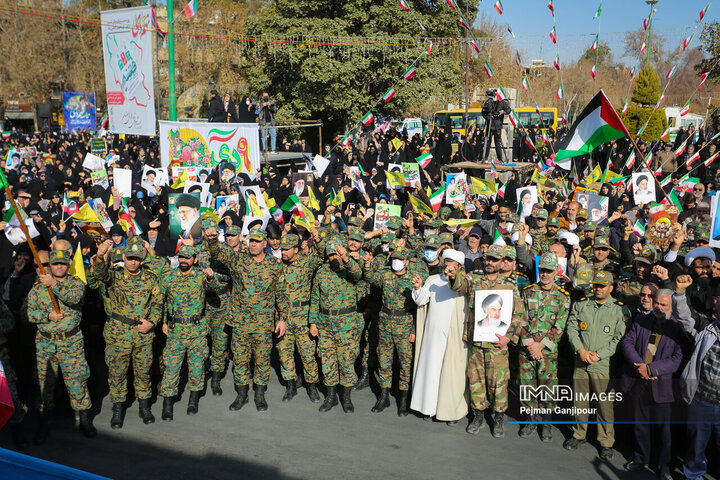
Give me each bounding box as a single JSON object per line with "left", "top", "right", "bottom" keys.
{"left": 0, "top": 447, "right": 111, "bottom": 480}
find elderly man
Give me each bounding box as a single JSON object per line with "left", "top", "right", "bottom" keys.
{"left": 621, "top": 288, "right": 687, "bottom": 480}
{"left": 174, "top": 193, "right": 202, "bottom": 240}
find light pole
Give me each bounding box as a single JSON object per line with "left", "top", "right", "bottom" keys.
{"left": 645, "top": 0, "right": 659, "bottom": 67}
{"left": 167, "top": 0, "right": 177, "bottom": 121}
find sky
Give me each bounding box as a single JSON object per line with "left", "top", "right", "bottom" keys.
{"left": 474, "top": 0, "right": 715, "bottom": 65}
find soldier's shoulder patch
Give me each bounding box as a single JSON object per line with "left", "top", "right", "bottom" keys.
{"left": 152, "top": 286, "right": 160, "bottom": 295}
{"left": 617, "top": 301, "right": 625, "bottom": 306}
{"left": 579, "top": 297, "right": 587, "bottom": 302}
{"left": 558, "top": 287, "right": 569, "bottom": 296}
{"left": 523, "top": 283, "right": 536, "bottom": 290}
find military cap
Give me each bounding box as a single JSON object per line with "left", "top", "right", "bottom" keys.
{"left": 438, "top": 232, "right": 454, "bottom": 246}
{"left": 583, "top": 221, "right": 597, "bottom": 232}
{"left": 325, "top": 238, "right": 342, "bottom": 254}
{"left": 594, "top": 236, "right": 610, "bottom": 249}
{"left": 177, "top": 245, "right": 197, "bottom": 258}
{"left": 596, "top": 226, "right": 610, "bottom": 238}
{"left": 202, "top": 218, "right": 216, "bottom": 230}
{"left": 280, "top": 234, "right": 300, "bottom": 249}
{"left": 696, "top": 222, "right": 710, "bottom": 242}
{"left": 547, "top": 217, "right": 561, "bottom": 227}
{"left": 385, "top": 217, "right": 403, "bottom": 230}
{"left": 391, "top": 246, "right": 410, "bottom": 260}
{"left": 366, "top": 238, "right": 381, "bottom": 252}
{"left": 503, "top": 246, "right": 516, "bottom": 260}
{"left": 485, "top": 244, "right": 505, "bottom": 260}
{"left": 348, "top": 229, "right": 366, "bottom": 242}
{"left": 507, "top": 213, "right": 520, "bottom": 223}
{"left": 535, "top": 209, "right": 548, "bottom": 219}
{"left": 592, "top": 270, "right": 613, "bottom": 285}
{"left": 573, "top": 263, "right": 594, "bottom": 288}
{"left": 424, "top": 234, "right": 441, "bottom": 249}
{"left": 538, "top": 252, "right": 558, "bottom": 270}
{"left": 380, "top": 232, "right": 395, "bottom": 243}
{"left": 423, "top": 217, "right": 443, "bottom": 229}
{"left": 124, "top": 243, "right": 146, "bottom": 259}
{"left": 512, "top": 222, "right": 525, "bottom": 233}
{"left": 439, "top": 206, "right": 453, "bottom": 220}
{"left": 469, "top": 226, "right": 483, "bottom": 238}
{"left": 634, "top": 245, "right": 657, "bottom": 265}
{"left": 49, "top": 249, "right": 71, "bottom": 265}
{"left": 174, "top": 193, "right": 201, "bottom": 210}
{"left": 110, "top": 248, "right": 124, "bottom": 263}
{"left": 247, "top": 228, "right": 267, "bottom": 242}
{"left": 226, "top": 225, "right": 242, "bottom": 236}
{"left": 126, "top": 235, "right": 144, "bottom": 247}
{"left": 347, "top": 216, "right": 364, "bottom": 227}
{"left": 577, "top": 208, "right": 589, "bottom": 220}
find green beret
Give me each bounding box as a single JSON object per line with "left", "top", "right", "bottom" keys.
{"left": 538, "top": 252, "right": 558, "bottom": 270}
{"left": 385, "top": 217, "right": 402, "bottom": 230}
{"left": 280, "top": 234, "right": 300, "bottom": 249}
{"left": 391, "top": 246, "right": 409, "bottom": 260}
{"left": 49, "top": 249, "right": 71, "bottom": 265}
{"left": 247, "top": 228, "right": 267, "bottom": 242}
{"left": 177, "top": 245, "right": 197, "bottom": 258}
{"left": 348, "top": 229, "right": 366, "bottom": 242}
{"left": 174, "top": 193, "right": 201, "bottom": 210}
{"left": 226, "top": 225, "right": 242, "bottom": 236}
{"left": 423, "top": 234, "right": 441, "bottom": 249}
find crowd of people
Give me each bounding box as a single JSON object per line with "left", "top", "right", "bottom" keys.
{"left": 1, "top": 118, "right": 720, "bottom": 480}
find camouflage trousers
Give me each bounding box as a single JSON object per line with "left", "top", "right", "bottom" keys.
{"left": 377, "top": 321, "right": 413, "bottom": 391}
{"left": 36, "top": 332, "right": 91, "bottom": 412}
{"left": 231, "top": 330, "right": 271, "bottom": 386}
{"left": 159, "top": 333, "right": 209, "bottom": 397}
{"left": 276, "top": 321, "right": 319, "bottom": 384}
{"left": 104, "top": 320, "right": 154, "bottom": 403}
{"left": 317, "top": 327, "right": 361, "bottom": 387}
{"left": 467, "top": 345, "right": 509, "bottom": 413}
{"left": 208, "top": 312, "right": 229, "bottom": 373}
{"left": 1, "top": 346, "right": 25, "bottom": 424}
{"left": 359, "top": 311, "right": 379, "bottom": 368}
{"left": 519, "top": 354, "right": 558, "bottom": 410}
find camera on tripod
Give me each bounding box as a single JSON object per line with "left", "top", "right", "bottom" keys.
{"left": 482, "top": 89, "right": 500, "bottom": 120}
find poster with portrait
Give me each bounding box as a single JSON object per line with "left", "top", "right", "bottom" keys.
{"left": 586, "top": 193, "right": 609, "bottom": 222}
{"left": 170, "top": 166, "right": 197, "bottom": 182}
{"left": 473, "top": 289, "right": 514, "bottom": 343}
{"left": 196, "top": 167, "right": 212, "bottom": 184}
{"left": 238, "top": 186, "right": 269, "bottom": 216}
{"left": 218, "top": 163, "right": 237, "bottom": 184}
{"left": 373, "top": 203, "right": 402, "bottom": 230}
{"left": 242, "top": 215, "right": 270, "bottom": 236}
{"left": 386, "top": 163, "right": 404, "bottom": 190}
{"left": 291, "top": 172, "right": 314, "bottom": 197}
{"left": 646, "top": 204, "right": 682, "bottom": 248}
{"left": 62, "top": 91, "right": 96, "bottom": 132}
{"left": 90, "top": 169, "right": 110, "bottom": 189}
{"left": 216, "top": 194, "right": 239, "bottom": 216}
{"left": 446, "top": 173, "right": 468, "bottom": 204}
{"left": 515, "top": 186, "right": 538, "bottom": 221}
{"left": 168, "top": 192, "right": 202, "bottom": 240}
{"left": 87, "top": 197, "right": 114, "bottom": 230}
{"left": 141, "top": 166, "right": 168, "bottom": 195}
{"left": 5, "top": 149, "right": 22, "bottom": 171}
{"left": 347, "top": 166, "right": 366, "bottom": 194}
{"left": 402, "top": 162, "right": 420, "bottom": 187}
{"left": 631, "top": 172, "right": 656, "bottom": 205}
{"left": 184, "top": 181, "right": 212, "bottom": 208}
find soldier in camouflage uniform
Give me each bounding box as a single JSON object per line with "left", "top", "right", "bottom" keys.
{"left": 310, "top": 238, "right": 363, "bottom": 413}
{"left": 88, "top": 239, "right": 162, "bottom": 429}
{"left": 518, "top": 253, "right": 570, "bottom": 442}
{"left": 447, "top": 244, "right": 527, "bottom": 438}
{"left": 27, "top": 249, "right": 96, "bottom": 441}
{"left": 348, "top": 228, "right": 375, "bottom": 391}
{"left": 363, "top": 246, "right": 426, "bottom": 415}
{"left": 1, "top": 296, "right": 27, "bottom": 447}
{"left": 529, "top": 208, "right": 551, "bottom": 256}
{"left": 421, "top": 234, "right": 444, "bottom": 276}
{"left": 578, "top": 221, "right": 597, "bottom": 250}
{"left": 277, "top": 232, "right": 323, "bottom": 403}
{"left": 616, "top": 245, "right": 671, "bottom": 313}
{"left": 158, "top": 245, "right": 220, "bottom": 420}
{"left": 204, "top": 227, "right": 288, "bottom": 412}
{"left": 585, "top": 237, "right": 620, "bottom": 275}
{"left": 500, "top": 246, "right": 529, "bottom": 289}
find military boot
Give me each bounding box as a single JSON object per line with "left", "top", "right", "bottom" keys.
{"left": 340, "top": 387, "right": 354, "bottom": 413}
{"left": 187, "top": 391, "right": 200, "bottom": 415}
{"left": 10, "top": 423, "right": 28, "bottom": 449}
{"left": 33, "top": 413, "right": 49, "bottom": 445}
{"left": 371, "top": 388, "right": 391, "bottom": 413}
{"left": 540, "top": 421, "right": 553, "bottom": 443}
{"left": 282, "top": 381, "right": 297, "bottom": 402}
{"left": 229, "top": 385, "right": 249, "bottom": 411}
{"left": 254, "top": 385, "right": 268, "bottom": 411}
{"left": 306, "top": 383, "right": 321, "bottom": 403}
{"left": 352, "top": 367, "right": 370, "bottom": 391}
{"left": 492, "top": 412, "right": 505, "bottom": 438}
{"left": 518, "top": 414, "right": 538, "bottom": 438}
{"left": 138, "top": 398, "right": 155, "bottom": 424}
{"left": 397, "top": 390, "right": 409, "bottom": 417}
{"left": 466, "top": 409, "right": 485, "bottom": 434}
{"left": 110, "top": 402, "right": 126, "bottom": 429}
{"left": 319, "top": 386, "right": 338, "bottom": 412}
{"left": 161, "top": 397, "right": 173, "bottom": 421}
{"left": 210, "top": 372, "right": 223, "bottom": 396}
{"left": 78, "top": 410, "right": 97, "bottom": 438}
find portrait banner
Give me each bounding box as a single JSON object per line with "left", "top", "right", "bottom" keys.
{"left": 63, "top": 91, "right": 96, "bottom": 132}
{"left": 473, "top": 289, "right": 513, "bottom": 343}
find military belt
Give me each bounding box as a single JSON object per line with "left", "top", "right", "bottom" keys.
{"left": 319, "top": 306, "right": 356, "bottom": 316}
{"left": 39, "top": 326, "right": 80, "bottom": 341}
{"left": 111, "top": 313, "right": 141, "bottom": 326}
{"left": 167, "top": 314, "right": 203, "bottom": 328}
{"left": 381, "top": 306, "right": 411, "bottom": 317}
{"left": 290, "top": 300, "right": 310, "bottom": 308}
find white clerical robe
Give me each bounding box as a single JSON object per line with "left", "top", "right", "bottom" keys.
{"left": 410, "top": 273, "right": 469, "bottom": 421}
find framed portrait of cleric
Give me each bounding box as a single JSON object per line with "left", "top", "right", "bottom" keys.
{"left": 242, "top": 215, "right": 270, "bottom": 236}
{"left": 473, "top": 289, "right": 513, "bottom": 343}
{"left": 168, "top": 192, "right": 202, "bottom": 240}
{"left": 586, "top": 193, "right": 609, "bottom": 222}
{"left": 184, "top": 181, "right": 213, "bottom": 208}
{"left": 291, "top": 172, "right": 314, "bottom": 197}
{"left": 631, "top": 172, "right": 656, "bottom": 205}
{"left": 238, "top": 186, "right": 269, "bottom": 216}
{"left": 515, "top": 186, "right": 538, "bottom": 221}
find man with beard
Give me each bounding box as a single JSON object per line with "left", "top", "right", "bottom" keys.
{"left": 175, "top": 193, "right": 202, "bottom": 241}
{"left": 159, "top": 245, "right": 220, "bottom": 420}
{"left": 293, "top": 176, "right": 308, "bottom": 197}
{"left": 682, "top": 247, "right": 718, "bottom": 332}
{"left": 348, "top": 229, "right": 375, "bottom": 391}
{"left": 617, "top": 244, "right": 672, "bottom": 313}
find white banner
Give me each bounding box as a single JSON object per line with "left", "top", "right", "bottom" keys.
{"left": 158, "top": 121, "right": 261, "bottom": 177}
{"left": 100, "top": 6, "right": 156, "bottom": 136}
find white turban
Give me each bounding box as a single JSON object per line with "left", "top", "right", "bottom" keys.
{"left": 442, "top": 248, "right": 465, "bottom": 265}
{"left": 558, "top": 231, "right": 580, "bottom": 246}
{"left": 685, "top": 246, "right": 716, "bottom": 267}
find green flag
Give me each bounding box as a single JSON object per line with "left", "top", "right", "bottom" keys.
{"left": 0, "top": 168, "right": 8, "bottom": 190}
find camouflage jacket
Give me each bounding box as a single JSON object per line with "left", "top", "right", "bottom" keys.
{"left": 27, "top": 276, "right": 86, "bottom": 334}
{"left": 309, "top": 259, "right": 362, "bottom": 331}
{"left": 283, "top": 248, "right": 323, "bottom": 324}
{"left": 160, "top": 266, "right": 221, "bottom": 335}
{"left": 520, "top": 283, "right": 570, "bottom": 355}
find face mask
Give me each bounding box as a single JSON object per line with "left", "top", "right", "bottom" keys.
{"left": 447, "top": 227, "right": 457, "bottom": 234}
{"left": 424, "top": 249, "right": 438, "bottom": 262}
{"left": 246, "top": 100, "right": 250, "bottom": 105}
{"left": 381, "top": 244, "right": 390, "bottom": 254}
{"left": 424, "top": 229, "right": 437, "bottom": 238}
{"left": 391, "top": 259, "right": 405, "bottom": 272}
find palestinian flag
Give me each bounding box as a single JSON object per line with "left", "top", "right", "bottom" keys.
{"left": 416, "top": 153, "right": 433, "bottom": 169}
{"left": 361, "top": 111, "right": 375, "bottom": 126}
{"left": 633, "top": 220, "right": 645, "bottom": 237}
{"left": 556, "top": 83, "right": 564, "bottom": 100}
{"left": 494, "top": 0, "right": 503, "bottom": 14}
{"left": 674, "top": 139, "right": 688, "bottom": 156}
{"left": 63, "top": 193, "right": 80, "bottom": 216}
{"left": 553, "top": 90, "right": 629, "bottom": 170}
{"left": 458, "top": 18, "right": 470, "bottom": 30}
{"left": 383, "top": 88, "right": 396, "bottom": 102}
{"left": 521, "top": 76, "right": 529, "bottom": 92}
{"left": 624, "top": 151, "right": 636, "bottom": 170}
{"left": 553, "top": 54, "right": 560, "bottom": 71}
{"left": 683, "top": 33, "right": 695, "bottom": 50}
{"left": 700, "top": 72, "right": 709, "bottom": 88}
{"left": 183, "top": 0, "right": 198, "bottom": 19}
{"left": 680, "top": 101, "right": 691, "bottom": 117}
{"left": 492, "top": 229, "right": 506, "bottom": 246}
{"left": 447, "top": 0, "right": 457, "bottom": 10}
{"left": 483, "top": 62, "right": 494, "bottom": 79}
{"left": 549, "top": 26, "right": 557, "bottom": 44}
{"left": 403, "top": 66, "right": 417, "bottom": 80}
{"left": 429, "top": 185, "right": 445, "bottom": 212}
{"left": 281, "top": 194, "right": 303, "bottom": 214}
{"left": 470, "top": 40, "right": 480, "bottom": 54}
{"left": 399, "top": 0, "right": 409, "bottom": 11}
{"left": 705, "top": 152, "right": 720, "bottom": 167}
{"left": 666, "top": 65, "right": 678, "bottom": 80}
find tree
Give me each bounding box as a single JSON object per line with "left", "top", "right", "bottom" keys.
{"left": 697, "top": 21, "right": 720, "bottom": 83}
{"left": 631, "top": 63, "right": 660, "bottom": 107}
{"left": 579, "top": 42, "right": 613, "bottom": 67}
{"left": 621, "top": 104, "right": 667, "bottom": 142}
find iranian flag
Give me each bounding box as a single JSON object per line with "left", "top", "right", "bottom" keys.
{"left": 633, "top": 220, "right": 646, "bottom": 237}
{"left": 470, "top": 40, "right": 480, "bottom": 54}
{"left": 686, "top": 152, "right": 701, "bottom": 168}
{"left": 184, "top": 0, "right": 198, "bottom": 19}
{"left": 495, "top": 86, "right": 507, "bottom": 101}
{"left": 269, "top": 205, "right": 284, "bottom": 226}
{"left": 403, "top": 66, "right": 417, "bottom": 80}
{"left": 427, "top": 41, "right": 433, "bottom": 55}
{"left": 679, "top": 175, "right": 700, "bottom": 190}
{"left": 547, "top": 0, "right": 554, "bottom": 15}
{"left": 591, "top": 64, "right": 596, "bottom": 79}
{"left": 383, "top": 88, "right": 396, "bottom": 102}
{"left": 700, "top": 72, "right": 709, "bottom": 88}
{"left": 640, "top": 42, "right": 647, "bottom": 55}
{"left": 666, "top": 65, "right": 678, "bottom": 80}
{"left": 494, "top": 0, "right": 503, "bottom": 14}
{"left": 591, "top": 34, "right": 598, "bottom": 51}
{"left": 515, "top": 51, "right": 521, "bottom": 66}
{"left": 483, "top": 61, "right": 494, "bottom": 79}
{"left": 643, "top": 17, "right": 649, "bottom": 30}
{"left": 361, "top": 111, "right": 375, "bottom": 126}
{"left": 674, "top": 139, "right": 688, "bottom": 156}
{"left": 660, "top": 173, "right": 673, "bottom": 189}
{"left": 660, "top": 128, "right": 671, "bottom": 140}
{"left": 497, "top": 181, "right": 507, "bottom": 198}
{"left": 556, "top": 83, "right": 564, "bottom": 100}
{"left": 679, "top": 101, "right": 691, "bottom": 117}
{"left": 399, "top": 0, "right": 409, "bottom": 11}
{"left": 281, "top": 194, "right": 303, "bottom": 214}
{"left": 549, "top": 26, "right": 557, "bottom": 44}
{"left": 553, "top": 54, "right": 560, "bottom": 71}
{"left": 429, "top": 185, "right": 445, "bottom": 212}
{"left": 700, "top": 3, "right": 710, "bottom": 21}
{"left": 508, "top": 110, "right": 519, "bottom": 128}
{"left": 656, "top": 94, "right": 666, "bottom": 108}
{"left": 118, "top": 205, "right": 143, "bottom": 236}
{"left": 624, "top": 151, "right": 636, "bottom": 170}
{"left": 683, "top": 33, "right": 695, "bottom": 50}
{"left": 705, "top": 152, "right": 720, "bottom": 167}
{"left": 492, "top": 229, "right": 506, "bottom": 246}
{"left": 553, "top": 90, "right": 629, "bottom": 170}
{"left": 521, "top": 76, "right": 530, "bottom": 92}
{"left": 63, "top": 193, "right": 80, "bottom": 216}
{"left": 507, "top": 26, "right": 515, "bottom": 38}
{"left": 458, "top": 18, "right": 470, "bottom": 30}
{"left": 416, "top": 153, "right": 433, "bottom": 169}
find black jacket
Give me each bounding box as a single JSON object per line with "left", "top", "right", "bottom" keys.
{"left": 208, "top": 96, "right": 224, "bottom": 123}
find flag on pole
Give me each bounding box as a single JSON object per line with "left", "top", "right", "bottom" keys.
{"left": 385, "top": 170, "right": 406, "bottom": 188}
{"left": 0, "top": 169, "right": 8, "bottom": 190}
{"left": 594, "top": 2, "right": 602, "bottom": 18}
{"left": 494, "top": 0, "right": 503, "bottom": 14}
{"left": 640, "top": 42, "right": 647, "bottom": 55}
{"left": 403, "top": 66, "right": 417, "bottom": 80}
{"left": 69, "top": 246, "right": 86, "bottom": 284}
{"left": 622, "top": 99, "right": 628, "bottom": 115}
{"left": 643, "top": 17, "right": 649, "bottom": 30}
{"left": 633, "top": 220, "right": 645, "bottom": 237}
{"left": 183, "top": 0, "right": 198, "bottom": 19}
{"left": 521, "top": 76, "right": 530, "bottom": 92}
{"left": 447, "top": 0, "right": 458, "bottom": 10}
{"left": 427, "top": 41, "right": 433, "bottom": 55}
{"left": 629, "top": 65, "right": 637, "bottom": 80}
{"left": 547, "top": 0, "right": 554, "bottom": 16}
{"left": 515, "top": 51, "right": 521, "bottom": 66}
{"left": 118, "top": 205, "right": 143, "bottom": 236}
{"left": 307, "top": 187, "right": 320, "bottom": 211}
{"left": 483, "top": 61, "right": 494, "bottom": 79}
{"left": 556, "top": 83, "right": 564, "bottom": 100}
{"left": 660, "top": 128, "right": 671, "bottom": 140}
{"left": 416, "top": 20, "right": 427, "bottom": 32}
{"left": 507, "top": 25, "right": 515, "bottom": 38}
{"left": 666, "top": 65, "right": 678, "bottom": 79}
{"left": 361, "top": 111, "right": 374, "bottom": 126}
{"left": 680, "top": 101, "right": 691, "bottom": 117}
{"left": 458, "top": 18, "right": 470, "bottom": 30}
{"left": 399, "top": 0, "right": 409, "bottom": 11}
{"left": 700, "top": 72, "right": 709, "bottom": 88}
{"left": 495, "top": 86, "right": 507, "bottom": 101}
{"left": 660, "top": 173, "right": 673, "bottom": 188}
{"left": 624, "top": 151, "right": 636, "bottom": 170}
{"left": 469, "top": 40, "right": 480, "bottom": 54}
{"left": 549, "top": 26, "right": 557, "bottom": 44}
{"left": 383, "top": 88, "right": 396, "bottom": 102}
{"left": 497, "top": 181, "right": 507, "bottom": 199}
{"left": 340, "top": 132, "right": 352, "bottom": 146}
{"left": 700, "top": 3, "right": 710, "bottom": 21}
{"left": 686, "top": 151, "right": 701, "bottom": 168}
{"left": 683, "top": 33, "right": 695, "bottom": 50}
{"left": 591, "top": 63, "right": 597, "bottom": 79}
{"left": 704, "top": 152, "right": 720, "bottom": 167}
{"left": 281, "top": 194, "right": 304, "bottom": 214}
{"left": 674, "top": 139, "right": 688, "bottom": 156}
{"left": 409, "top": 195, "right": 433, "bottom": 214}
{"left": 553, "top": 54, "right": 560, "bottom": 71}
{"left": 655, "top": 94, "right": 666, "bottom": 109}
{"left": 429, "top": 185, "right": 445, "bottom": 212}
{"left": 416, "top": 153, "right": 433, "bottom": 169}
{"left": 508, "top": 110, "right": 519, "bottom": 128}
{"left": 492, "top": 229, "right": 507, "bottom": 246}
{"left": 643, "top": 151, "right": 654, "bottom": 170}
{"left": 269, "top": 204, "right": 284, "bottom": 226}
{"left": 62, "top": 193, "right": 80, "bottom": 216}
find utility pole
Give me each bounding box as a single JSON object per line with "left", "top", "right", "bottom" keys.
{"left": 167, "top": 0, "right": 177, "bottom": 121}
{"left": 645, "top": 0, "right": 659, "bottom": 67}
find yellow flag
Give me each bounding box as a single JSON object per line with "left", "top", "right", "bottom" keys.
{"left": 108, "top": 194, "right": 114, "bottom": 208}
{"left": 385, "top": 170, "right": 406, "bottom": 188}
{"left": 307, "top": 186, "right": 320, "bottom": 211}
{"left": 603, "top": 169, "right": 621, "bottom": 182}
{"left": 425, "top": 186, "right": 432, "bottom": 198}
{"left": 530, "top": 170, "right": 548, "bottom": 185}
{"left": 469, "top": 176, "right": 497, "bottom": 195}
{"left": 295, "top": 203, "right": 316, "bottom": 230}
{"left": 263, "top": 192, "right": 276, "bottom": 210}
{"left": 391, "top": 138, "right": 402, "bottom": 150}
{"left": 69, "top": 246, "right": 86, "bottom": 284}
{"left": 443, "top": 219, "right": 479, "bottom": 227}
{"left": 409, "top": 195, "right": 433, "bottom": 214}
{"left": 71, "top": 203, "right": 100, "bottom": 222}
{"left": 171, "top": 168, "right": 188, "bottom": 189}
{"left": 586, "top": 165, "right": 603, "bottom": 184}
